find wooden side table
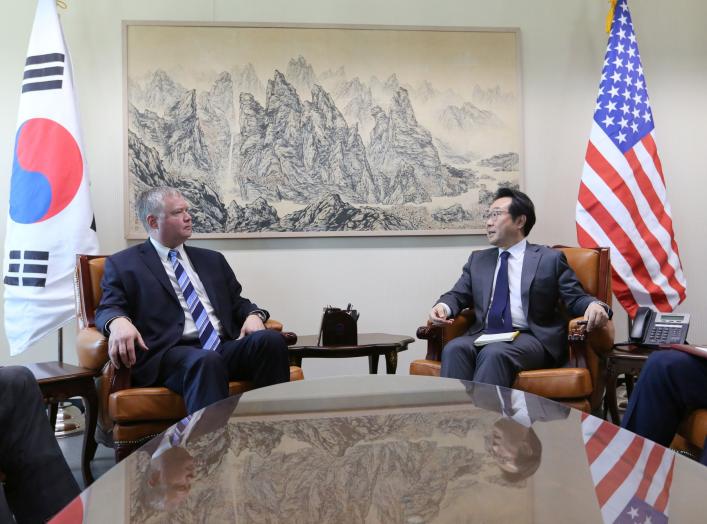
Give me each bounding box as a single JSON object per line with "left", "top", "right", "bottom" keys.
{"left": 288, "top": 333, "right": 415, "bottom": 374}
{"left": 604, "top": 344, "right": 659, "bottom": 424}
{"left": 26, "top": 362, "right": 98, "bottom": 486}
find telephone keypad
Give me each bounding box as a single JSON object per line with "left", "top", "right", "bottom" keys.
{"left": 648, "top": 325, "right": 686, "bottom": 345}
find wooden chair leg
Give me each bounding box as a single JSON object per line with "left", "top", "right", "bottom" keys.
{"left": 114, "top": 440, "right": 148, "bottom": 463}
{"left": 48, "top": 402, "right": 59, "bottom": 429}
{"left": 81, "top": 386, "right": 98, "bottom": 486}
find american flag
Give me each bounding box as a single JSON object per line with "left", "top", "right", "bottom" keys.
{"left": 582, "top": 413, "right": 676, "bottom": 524}
{"left": 576, "top": 0, "right": 686, "bottom": 317}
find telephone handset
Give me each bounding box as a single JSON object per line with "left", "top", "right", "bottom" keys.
{"left": 629, "top": 306, "right": 690, "bottom": 346}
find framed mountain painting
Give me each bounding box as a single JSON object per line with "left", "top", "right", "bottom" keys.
{"left": 124, "top": 23, "right": 522, "bottom": 238}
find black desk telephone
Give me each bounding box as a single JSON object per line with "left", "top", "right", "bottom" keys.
{"left": 629, "top": 306, "right": 690, "bottom": 346}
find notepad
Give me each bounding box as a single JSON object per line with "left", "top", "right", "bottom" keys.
{"left": 474, "top": 331, "right": 520, "bottom": 347}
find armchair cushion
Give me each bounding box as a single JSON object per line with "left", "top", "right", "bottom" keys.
{"left": 513, "top": 368, "right": 592, "bottom": 398}
{"left": 409, "top": 360, "right": 443, "bottom": 377}
{"left": 108, "top": 366, "right": 303, "bottom": 423}
{"left": 408, "top": 359, "right": 592, "bottom": 399}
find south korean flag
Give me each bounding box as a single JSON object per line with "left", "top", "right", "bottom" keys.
{"left": 3, "top": 0, "right": 99, "bottom": 355}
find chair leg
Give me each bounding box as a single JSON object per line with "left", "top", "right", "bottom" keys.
{"left": 81, "top": 386, "right": 98, "bottom": 486}
{"left": 48, "top": 402, "right": 59, "bottom": 429}
{"left": 114, "top": 442, "right": 139, "bottom": 462}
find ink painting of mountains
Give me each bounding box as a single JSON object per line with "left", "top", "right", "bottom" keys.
{"left": 125, "top": 24, "right": 521, "bottom": 237}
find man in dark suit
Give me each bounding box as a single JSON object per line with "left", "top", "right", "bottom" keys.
{"left": 621, "top": 349, "right": 707, "bottom": 465}
{"left": 134, "top": 399, "right": 236, "bottom": 515}
{"left": 0, "top": 366, "right": 80, "bottom": 523}
{"left": 467, "top": 382, "right": 570, "bottom": 480}
{"left": 95, "top": 186, "right": 290, "bottom": 415}
{"left": 429, "top": 188, "right": 611, "bottom": 387}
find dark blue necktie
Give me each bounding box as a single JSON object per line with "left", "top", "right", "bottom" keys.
{"left": 487, "top": 250, "right": 512, "bottom": 334}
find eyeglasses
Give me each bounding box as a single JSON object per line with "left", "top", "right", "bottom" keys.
{"left": 483, "top": 209, "right": 510, "bottom": 221}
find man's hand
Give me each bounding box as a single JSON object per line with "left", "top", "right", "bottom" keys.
{"left": 584, "top": 302, "right": 609, "bottom": 332}
{"left": 239, "top": 313, "right": 266, "bottom": 338}
{"left": 429, "top": 303, "right": 452, "bottom": 325}
{"left": 108, "top": 317, "right": 148, "bottom": 369}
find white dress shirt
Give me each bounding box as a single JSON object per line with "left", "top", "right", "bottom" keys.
{"left": 439, "top": 238, "right": 529, "bottom": 329}
{"left": 150, "top": 238, "right": 223, "bottom": 341}
{"left": 490, "top": 239, "right": 528, "bottom": 330}
{"left": 496, "top": 387, "right": 532, "bottom": 428}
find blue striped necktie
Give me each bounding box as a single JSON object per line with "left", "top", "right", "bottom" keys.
{"left": 169, "top": 415, "right": 192, "bottom": 446}
{"left": 168, "top": 249, "right": 220, "bottom": 351}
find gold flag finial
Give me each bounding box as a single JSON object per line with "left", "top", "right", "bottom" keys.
{"left": 605, "top": 0, "right": 618, "bottom": 33}
{"left": 56, "top": 0, "right": 67, "bottom": 9}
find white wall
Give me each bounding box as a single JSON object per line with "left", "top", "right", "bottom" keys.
{"left": 1, "top": 0, "right": 705, "bottom": 375}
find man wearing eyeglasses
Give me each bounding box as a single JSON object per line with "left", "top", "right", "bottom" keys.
{"left": 428, "top": 188, "right": 611, "bottom": 386}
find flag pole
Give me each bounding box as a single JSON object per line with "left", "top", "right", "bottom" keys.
{"left": 54, "top": 325, "right": 84, "bottom": 437}
{"left": 58, "top": 326, "right": 63, "bottom": 363}
{"left": 3, "top": 0, "right": 99, "bottom": 357}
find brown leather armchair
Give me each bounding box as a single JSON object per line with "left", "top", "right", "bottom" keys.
{"left": 411, "top": 246, "right": 615, "bottom": 413}
{"left": 674, "top": 409, "right": 707, "bottom": 460}
{"left": 74, "top": 254, "right": 303, "bottom": 461}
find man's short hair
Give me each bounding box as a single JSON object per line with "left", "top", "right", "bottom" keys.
{"left": 493, "top": 187, "right": 536, "bottom": 236}
{"left": 135, "top": 186, "right": 183, "bottom": 232}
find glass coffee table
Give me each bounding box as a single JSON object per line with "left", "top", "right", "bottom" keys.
{"left": 51, "top": 376, "right": 707, "bottom": 523}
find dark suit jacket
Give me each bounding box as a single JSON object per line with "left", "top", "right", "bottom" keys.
{"left": 438, "top": 243, "right": 597, "bottom": 363}
{"left": 95, "top": 240, "right": 260, "bottom": 386}
{"left": 467, "top": 383, "right": 570, "bottom": 423}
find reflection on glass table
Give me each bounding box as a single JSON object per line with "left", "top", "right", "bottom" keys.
{"left": 50, "top": 376, "right": 707, "bottom": 523}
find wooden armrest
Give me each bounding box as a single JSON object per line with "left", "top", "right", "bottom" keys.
{"left": 568, "top": 317, "right": 587, "bottom": 342}
{"left": 417, "top": 309, "right": 475, "bottom": 361}
{"left": 264, "top": 319, "right": 297, "bottom": 345}
{"left": 281, "top": 332, "right": 298, "bottom": 345}
{"left": 568, "top": 318, "right": 614, "bottom": 353}
{"left": 418, "top": 309, "right": 475, "bottom": 340}
{"left": 416, "top": 323, "right": 442, "bottom": 341}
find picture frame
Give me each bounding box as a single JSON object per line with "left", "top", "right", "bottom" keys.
{"left": 123, "top": 22, "right": 523, "bottom": 238}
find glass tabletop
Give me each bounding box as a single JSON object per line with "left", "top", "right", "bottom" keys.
{"left": 51, "top": 375, "right": 707, "bottom": 523}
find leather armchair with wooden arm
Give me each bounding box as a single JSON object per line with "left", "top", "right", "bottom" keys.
{"left": 674, "top": 409, "right": 707, "bottom": 460}
{"left": 75, "top": 254, "right": 303, "bottom": 461}
{"left": 411, "top": 246, "right": 615, "bottom": 413}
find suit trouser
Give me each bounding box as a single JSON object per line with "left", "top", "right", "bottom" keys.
{"left": 621, "top": 350, "right": 707, "bottom": 465}
{"left": 0, "top": 366, "right": 80, "bottom": 523}
{"left": 440, "top": 332, "right": 551, "bottom": 387}
{"left": 157, "top": 329, "right": 290, "bottom": 414}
